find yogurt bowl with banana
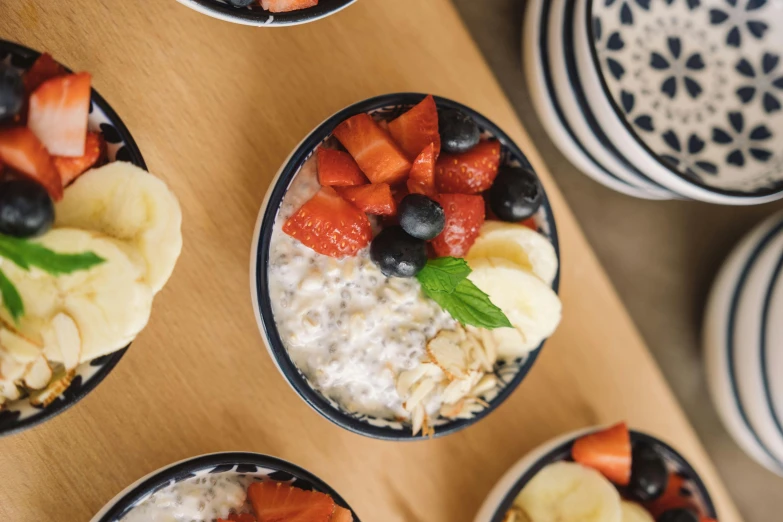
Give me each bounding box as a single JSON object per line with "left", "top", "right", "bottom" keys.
{"left": 0, "top": 42, "right": 182, "bottom": 436}
{"left": 251, "top": 93, "right": 561, "bottom": 440}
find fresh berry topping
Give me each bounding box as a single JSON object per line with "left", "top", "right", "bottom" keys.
{"left": 430, "top": 193, "right": 485, "bottom": 257}
{"left": 260, "top": 0, "right": 319, "bottom": 12}
{"left": 0, "top": 179, "right": 54, "bottom": 238}
{"left": 0, "top": 127, "right": 62, "bottom": 200}
{"left": 227, "top": 514, "right": 257, "bottom": 522}
{"left": 627, "top": 443, "right": 669, "bottom": 502}
{"left": 0, "top": 64, "right": 24, "bottom": 121}
{"left": 23, "top": 53, "right": 66, "bottom": 94}
{"left": 435, "top": 140, "right": 500, "bottom": 194}
{"left": 333, "top": 113, "right": 411, "bottom": 185}
{"left": 571, "top": 422, "right": 632, "bottom": 486}
{"left": 398, "top": 194, "right": 445, "bottom": 241}
{"left": 657, "top": 508, "right": 699, "bottom": 522}
{"left": 283, "top": 186, "right": 372, "bottom": 258}
{"left": 331, "top": 506, "right": 354, "bottom": 522}
{"left": 646, "top": 474, "right": 694, "bottom": 518}
{"left": 28, "top": 72, "right": 92, "bottom": 157}
{"left": 488, "top": 166, "right": 543, "bottom": 222}
{"left": 388, "top": 95, "right": 441, "bottom": 160}
{"left": 370, "top": 226, "right": 427, "bottom": 278}
{"left": 336, "top": 183, "right": 396, "bottom": 215}
{"left": 247, "top": 481, "right": 335, "bottom": 522}
{"left": 316, "top": 147, "right": 366, "bottom": 187}
{"left": 519, "top": 217, "right": 537, "bottom": 230}
{"left": 407, "top": 142, "right": 437, "bottom": 197}
{"left": 53, "top": 131, "right": 104, "bottom": 186}
{"left": 439, "top": 108, "right": 480, "bottom": 153}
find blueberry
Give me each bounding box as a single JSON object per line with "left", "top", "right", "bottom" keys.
{"left": 0, "top": 64, "right": 24, "bottom": 121}
{"left": 0, "top": 179, "right": 55, "bottom": 238}
{"left": 488, "top": 166, "right": 543, "bottom": 222}
{"left": 370, "top": 226, "right": 427, "bottom": 278}
{"left": 626, "top": 443, "right": 669, "bottom": 502}
{"left": 227, "top": 0, "right": 255, "bottom": 5}
{"left": 439, "top": 109, "right": 480, "bottom": 153}
{"left": 657, "top": 508, "right": 699, "bottom": 522}
{"left": 398, "top": 194, "right": 445, "bottom": 241}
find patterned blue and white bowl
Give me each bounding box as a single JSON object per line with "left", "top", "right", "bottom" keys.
{"left": 0, "top": 40, "right": 146, "bottom": 438}
{"left": 91, "top": 452, "right": 360, "bottom": 522}
{"left": 250, "top": 93, "right": 560, "bottom": 440}
{"left": 177, "top": 0, "right": 355, "bottom": 26}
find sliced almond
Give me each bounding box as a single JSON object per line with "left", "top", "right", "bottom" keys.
{"left": 29, "top": 370, "right": 75, "bottom": 407}
{"left": 23, "top": 356, "right": 52, "bottom": 390}
{"left": 426, "top": 332, "right": 467, "bottom": 380}
{"left": 411, "top": 404, "right": 425, "bottom": 436}
{"left": 403, "top": 378, "right": 436, "bottom": 412}
{"left": 471, "top": 374, "right": 498, "bottom": 397}
{"left": 50, "top": 313, "right": 82, "bottom": 370}
{"left": 0, "top": 327, "right": 43, "bottom": 363}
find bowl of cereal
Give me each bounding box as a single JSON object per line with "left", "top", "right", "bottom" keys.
{"left": 177, "top": 0, "right": 356, "bottom": 26}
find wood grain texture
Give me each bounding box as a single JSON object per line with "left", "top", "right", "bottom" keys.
{"left": 0, "top": 1, "right": 742, "bottom": 521}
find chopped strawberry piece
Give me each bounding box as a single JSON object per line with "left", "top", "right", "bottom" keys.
{"left": 700, "top": 518, "right": 717, "bottom": 522}
{"left": 0, "top": 127, "right": 62, "bottom": 200}
{"left": 316, "top": 147, "right": 366, "bottom": 187}
{"left": 645, "top": 474, "right": 695, "bottom": 518}
{"left": 283, "top": 186, "right": 372, "bottom": 257}
{"left": 435, "top": 140, "right": 501, "bottom": 194}
{"left": 333, "top": 114, "right": 411, "bottom": 185}
{"left": 260, "top": 0, "right": 318, "bottom": 12}
{"left": 336, "top": 183, "right": 396, "bottom": 215}
{"left": 388, "top": 95, "right": 440, "bottom": 160}
{"left": 228, "top": 514, "right": 257, "bottom": 522}
{"left": 248, "top": 481, "right": 335, "bottom": 522}
{"left": 331, "top": 506, "right": 353, "bottom": 522}
{"left": 407, "top": 142, "right": 437, "bottom": 197}
{"left": 520, "top": 217, "right": 537, "bottom": 230}
{"left": 24, "top": 53, "right": 66, "bottom": 94}
{"left": 28, "top": 72, "right": 91, "bottom": 157}
{"left": 53, "top": 131, "right": 104, "bottom": 186}
{"left": 571, "top": 422, "right": 632, "bottom": 486}
{"left": 431, "top": 194, "right": 485, "bottom": 257}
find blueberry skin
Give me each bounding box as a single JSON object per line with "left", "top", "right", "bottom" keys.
{"left": 0, "top": 179, "right": 55, "bottom": 238}
{"left": 626, "top": 443, "right": 669, "bottom": 502}
{"left": 0, "top": 64, "right": 24, "bottom": 121}
{"left": 488, "top": 166, "right": 543, "bottom": 222}
{"left": 398, "top": 194, "right": 445, "bottom": 241}
{"left": 370, "top": 226, "right": 427, "bottom": 278}
{"left": 439, "top": 109, "right": 480, "bottom": 153}
{"left": 657, "top": 508, "right": 699, "bottom": 522}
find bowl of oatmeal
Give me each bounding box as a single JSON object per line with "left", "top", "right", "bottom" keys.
{"left": 250, "top": 93, "right": 562, "bottom": 440}
{"left": 92, "top": 452, "right": 359, "bottom": 522}
{"left": 177, "top": 0, "right": 356, "bottom": 26}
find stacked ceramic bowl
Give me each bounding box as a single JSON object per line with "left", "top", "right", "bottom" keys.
{"left": 524, "top": 0, "right": 783, "bottom": 204}
{"left": 704, "top": 210, "right": 783, "bottom": 476}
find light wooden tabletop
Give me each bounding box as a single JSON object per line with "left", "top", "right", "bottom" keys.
{"left": 0, "top": 1, "right": 743, "bottom": 521}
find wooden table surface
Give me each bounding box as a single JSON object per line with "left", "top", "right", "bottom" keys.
{"left": 0, "top": 1, "right": 743, "bottom": 521}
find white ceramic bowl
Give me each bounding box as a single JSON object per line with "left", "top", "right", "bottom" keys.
{"left": 763, "top": 251, "right": 783, "bottom": 432}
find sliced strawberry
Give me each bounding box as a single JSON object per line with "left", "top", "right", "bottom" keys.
{"left": 571, "top": 422, "right": 632, "bottom": 486}
{"left": 260, "top": 0, "right": 318, "bottom": 12}
{"left": 248, "top": 481, "right": 335, "bottom": 522}
{"left": 283, "top": 186, "right": 372, "bottom": 257}
{"left": 388, "top": 95, "right": 440, "bottom": 160}
{"left": 431, "top": 194, "right": 485, "bottom": 257}
{"left": 520, "top": 217, "right": 537, "bottom": 230}
{"left": 333, "top": 114, "right": 411, "bottom": 185}
{"left": 331, "top": 506, "right": 353, "bottom": 522}
{"left": 24, "top": 53, "right": 67, "bottom": 94}
{"left": 700, "top": 518, "right": 717, "bottom": 522}
{"left": 28, "top": 72, "right": 91, "bottom": 157}
{"left": 228, "top": 514, "right": 257, "bottom": 522}
{"left": 336, "top": 183, "right": 396, "bottom": 215}
{"left": 407, "top": 142, "right": 437, "bottom": 197}
{"left": 53, "top": 131, "right": 104, "bottom": 186}
{"left": 435, "top": 140, "right": 501, "bottom": 194}
{"left": 316, "top": 147, "right": 366, "bottom": 187}
{"left": 0, "top": 127, "right": 62, "bottom": 200}
{"left": 645, "top": 474, "right": 695, "bottom": 518}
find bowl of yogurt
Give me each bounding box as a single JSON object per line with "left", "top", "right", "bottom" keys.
{"left": 250, "top": 93, "right": 562, "bottom": 440}
{"left": 91, "top": 452, "right": 359, "bottom": 522}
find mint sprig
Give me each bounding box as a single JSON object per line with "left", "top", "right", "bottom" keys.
{"left": 416, "top": 257, "right": 512, "bottom": 329}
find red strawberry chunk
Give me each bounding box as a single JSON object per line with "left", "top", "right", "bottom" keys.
{"left": 645, "top": 474, "right": 697, "bottom": 518}
{"left": 53, "top": 131, "right": 104, "bottom": 186}
{"left": 316, "top": 147, "right": 366, "bottom": 187}
{"left": 571, "top": 422, "right": 632, "bottom": 486}
{"left": 431, "top": 194, "right": 485, "bottom": 257}
{"left": 336, "top": 183, "right": 396, "bottom": 215}
{"left": 260, "top": 0, "right": 318, "bottom": 12}
{"left": 24, "top": 53, "right": 67, "bottom": 94}
{"left": 283, "top": 186, "right": 372, "bottom": 257}
{"left": 228, "top": 514, "right": 257, "bottom": 522}
{"left": 0, "top": 127, "right": 63, "bottom": 200}
{"left": 520, "top": 217, "right": 537, "bottom": 230}
{"left": 407, "top": 142, "right": 437, "bottom": 197}
{"left": 388, "top": 95, "right": 440, "bottom": 160}
{"left": 435, "top": 140, "right": 500, "bottom": 194}
{"left": 28, "top": 72, "right": 92, "bottom": 157}
{"left": 248, "top": 481, "right": 335, "bottom": 522}
{"left": 331, "top": 506, "right": 353, "bottom": 522}
{"left": 333, "top": 114, "right": 411, "bottom": 185}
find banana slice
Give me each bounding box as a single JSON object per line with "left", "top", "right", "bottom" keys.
{"left": 467, "top": 258, "right": 562, "bottom": 358}
{"left": 55, "top": 162, "right": 183, "bottom": 294}
{"left": 621, "top": 502, "right": 654, "bottom": 522}
{"left": 516, "top": 461, "right": 622, "bottom": 522}
{"left": 467, "top": 222, "right": 558, "bottom": 285}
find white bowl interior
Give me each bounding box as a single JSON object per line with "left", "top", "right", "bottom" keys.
{"left": 764, "top": 254, "right": 783, "bottom": 429}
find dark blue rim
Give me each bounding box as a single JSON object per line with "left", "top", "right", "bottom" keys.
{"left": 727, "top": 217, "right": 783, "bottom": 468}
{"left": 184, "top": 0, "right": 355, "bottom": 26}
{"left": 254, "top": 92, "right": 560, "bottom": 441}
{"left": 488, "top": 430, "right": 718, "bottom": 522}
{"left": 95, "top": 452, "right": 360, "bottom": 522}
{"left": 585, "top": 0, "right": 783, "bottom": 198}
{"left": 562, "top": 0, "right": 669, "bottom": 191}
{"left": 760, "top": 236, "right": 783, "bottom": 442}
{"left": 0, "top": 39, "right": 146, "bottom": 438}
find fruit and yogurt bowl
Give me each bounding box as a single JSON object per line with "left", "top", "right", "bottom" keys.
{"left": 179, "top": 0, "right": 355, "bottom": 26}
{"left": 251, "top": 93, "right": 561, "bottom": 440}
{"left": 0, "top": 41, "right": 182, "bottom": 436}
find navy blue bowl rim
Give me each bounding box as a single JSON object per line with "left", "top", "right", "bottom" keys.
{"left": 184, "top": 0, "right": 356, "bottom": 25}
{"left": 95, "top": 452, "right": 360, "bottom": 522}
{"left": 761, "top": 241, "right": 783, "bottom": 441}
{"left": 0, "top": 39, "right": 147, "bottom": 438}
{"left": 488, "top": 430, "right": 718, "bottom": 522}
{"left": 584, "top": 0, "right": 783, "bottom": 199}
{"left": 253, "top": 92, "right": 561, "bottom": 441}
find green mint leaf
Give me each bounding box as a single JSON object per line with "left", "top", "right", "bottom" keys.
{"left": 0, "top": 268, "right": 24, "bottom": 322}
{"left": 415, "top": 257, "right": 472, "bottom": 294}
{"left": 0, "top": 235, "right": 105, "bottom": 275}
{"left": 423, "top": 278, "right": 512, "bottom": 329}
